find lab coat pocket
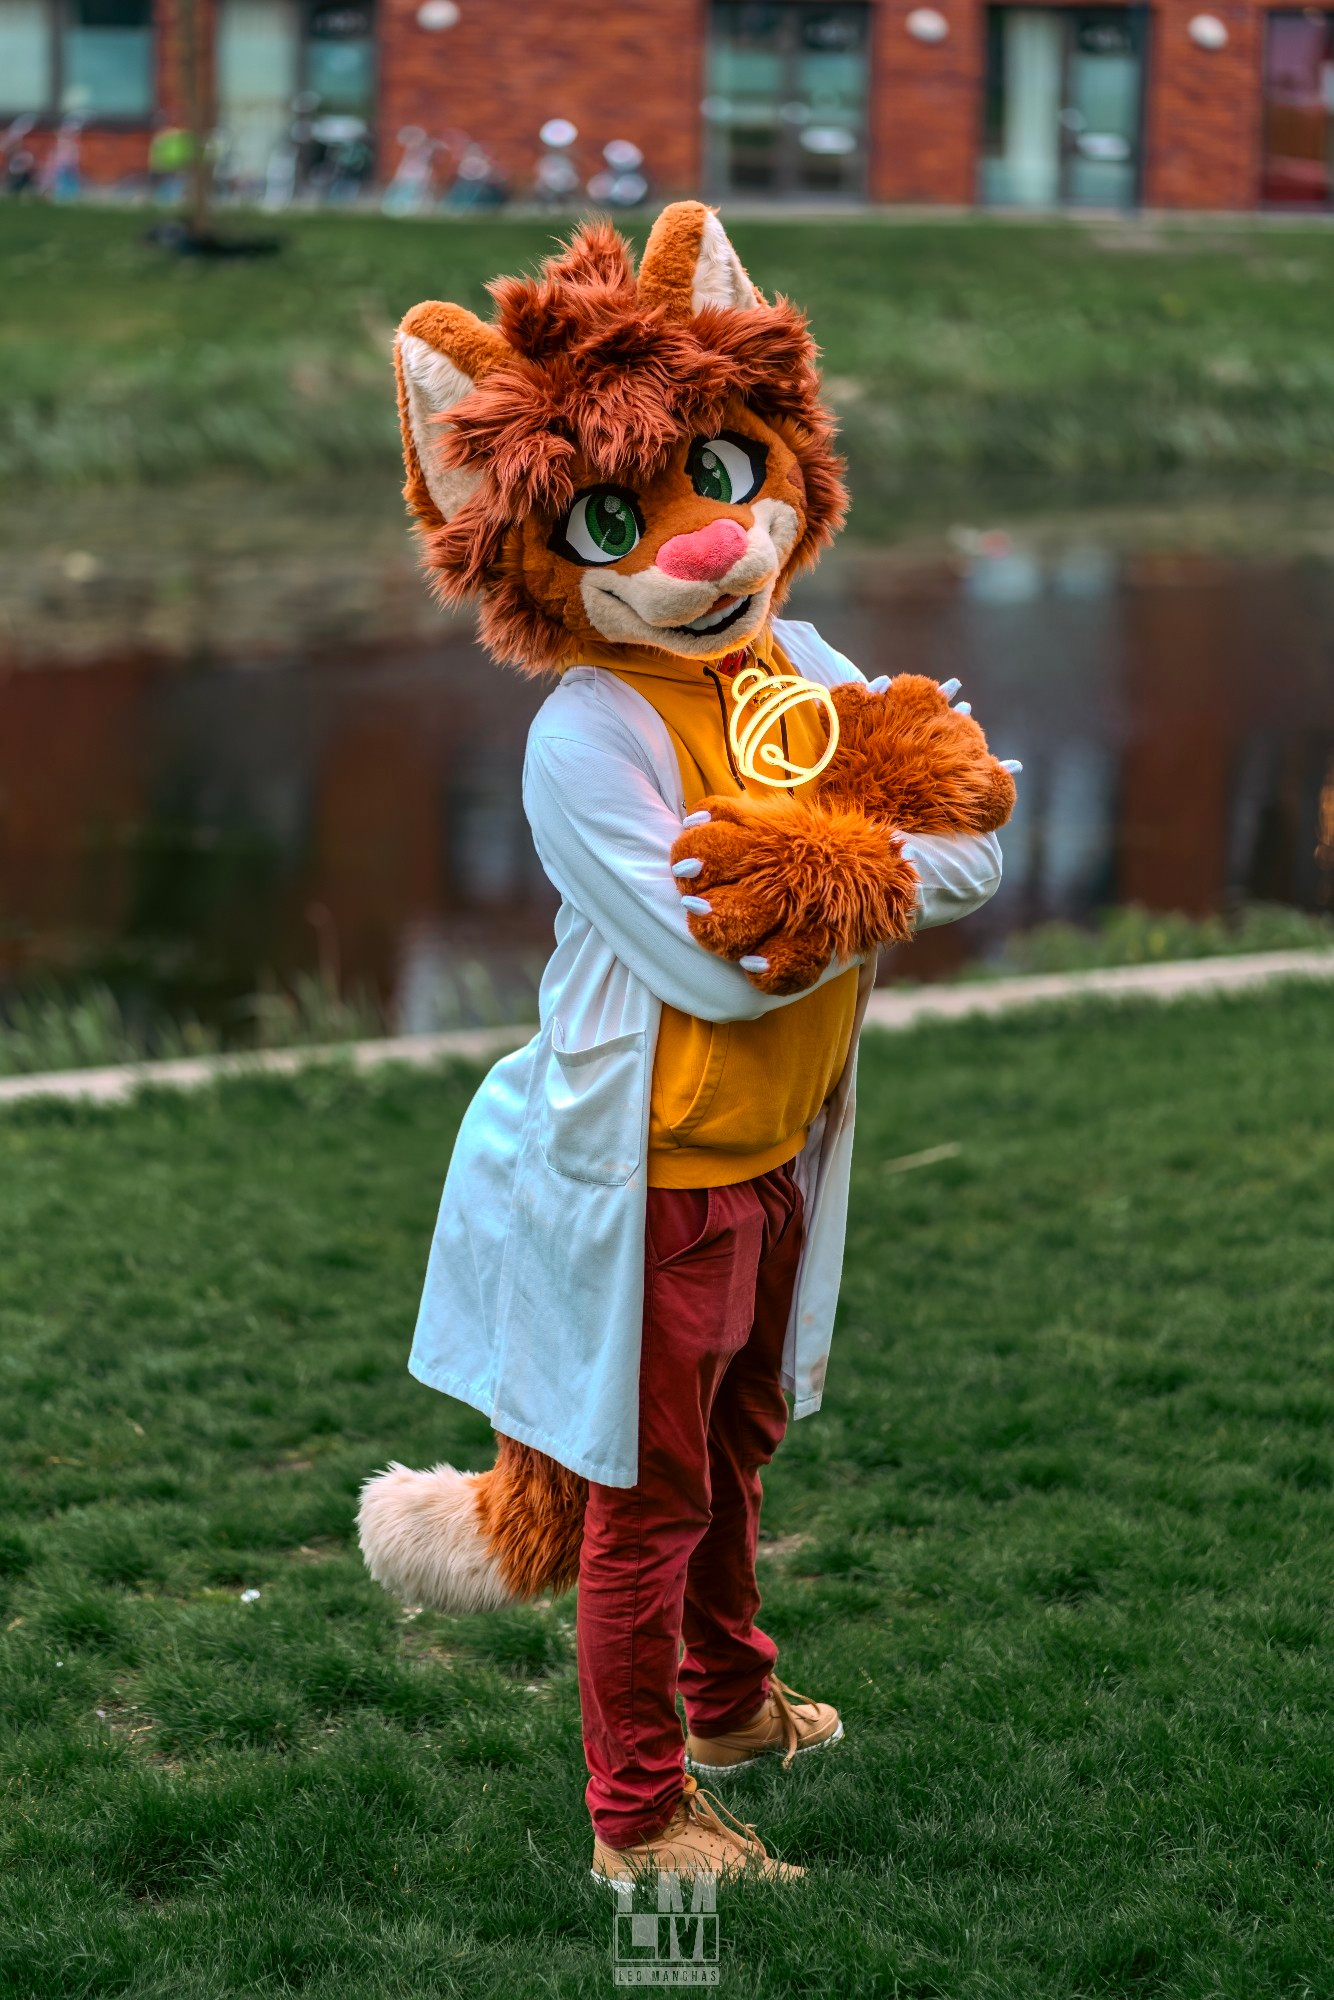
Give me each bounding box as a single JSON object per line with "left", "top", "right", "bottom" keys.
{"left": 539, "top": 1024, "right": 646, "bottom": 1186}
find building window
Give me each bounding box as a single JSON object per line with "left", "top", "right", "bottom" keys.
{"left": 215, "top": 0, "right": 374, "bottom": 196}
{"left": 0, "top": 0, "right": 152, "bottom": 118}
{"left": 0, "top": 0, "right": 54, "bottom": 111}
{"left": 63, "top": 0, "right": 152, "bottom": 116}
{"left": 981, "top": 7, "right": 1147, "bottom": 210}
{"left": 704, "top": 3, "right": 870, "bottom": 201}
{"left": 1262, "top": 13, "right": 1334, "bottom": 204}
{"left": 304, "top": 0, "right": 373, "bottom": 116}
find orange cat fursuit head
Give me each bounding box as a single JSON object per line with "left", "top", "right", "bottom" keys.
{"left": 358, "top": 202, "right": 1015, "bottom": 1617}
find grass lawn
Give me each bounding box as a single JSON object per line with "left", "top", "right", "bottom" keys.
{"left": 2, "top": 984, "right": 1332, "bottom": 1998}
{"left": 10, "top": 207, "right": 1334, "bottom": 509}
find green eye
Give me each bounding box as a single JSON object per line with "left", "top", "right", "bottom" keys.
{"left": 686, "top": 433, "right": 767, "bottom": 505}
{"left": 691, "top": 444, "right": 732, "bottom": 503}
{"left": 557, "top": 487, "right": 642, "bottom": 565}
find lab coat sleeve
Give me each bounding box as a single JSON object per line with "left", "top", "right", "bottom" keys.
{"left": 909, "top": 829, "right": 1003, "bottom": 929}
{"left": 524, "top": 727, "right": 851, "bottom": 1025}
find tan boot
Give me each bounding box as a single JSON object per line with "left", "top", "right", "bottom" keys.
{"left": 685, "top": 1675, "right": 843, "bottom": 1777}
{"left": 591, "top": 1774, "right": 804, "bottom": 1885}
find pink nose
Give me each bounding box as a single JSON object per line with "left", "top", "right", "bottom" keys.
{"left": 656, "top": 518, "right": 748, "bottom": 583}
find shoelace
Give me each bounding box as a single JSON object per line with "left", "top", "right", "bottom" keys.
{"left": 678, "top": 1774, "right": 768, "bottom": 1859}
{"left": 767, "top": 1675, "right": 819, "bottom": 1770}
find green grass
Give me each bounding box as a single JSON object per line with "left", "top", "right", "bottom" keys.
{"left": 0, "top": 973, "right": 377, "bottom": 1078}
{"left": 2, "top": 985, "right": 1332, "bottom": 1997}
{"left": 0, "top": 960, "right": 543, "bottom": 1078}
{"left": 983, "top": 901, "right": 1334, "bottom": 978}
{"left": 11, "top": 208, "right": 1334, "bottom": 508}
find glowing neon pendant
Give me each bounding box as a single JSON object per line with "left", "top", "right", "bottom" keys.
{"left": 727, "top": 661, "right": 840, "bottom": 790}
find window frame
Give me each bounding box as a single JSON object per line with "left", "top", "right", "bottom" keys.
{"left": 703, "top": 1, "right": 872, "bottom": 204}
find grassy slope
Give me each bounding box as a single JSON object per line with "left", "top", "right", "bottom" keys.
{"left": 9, "top": 208, "right": 1334, "bottom": 500}
{"left": 2, "top": 984, "right": 1332, "bottom": 1998}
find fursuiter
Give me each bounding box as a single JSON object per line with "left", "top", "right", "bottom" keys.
{"left": 359, "top": 205, "right": 1014, "bottom": 1702}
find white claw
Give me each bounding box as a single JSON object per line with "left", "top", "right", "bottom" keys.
{"left": 682, "top": 810, "right": 712, "bottom": 828}
{"left": 739, "top": 956, "right": 770, "bottom": 973}
{"left": 940, "top": 678, "right": 962, "bottom": 700}
{"left": 672, "top": 858, "right": 703, "bottom": 878}
{"left": 954, "top": 701, "right": 972, "bottom": 716}
{"left": 866, "top": 675, "right": 891, "bottom": 693}
{"left": 1000, "top": 759, "right": 1023, "bottom": 773}
{"left": 681, "top": 895, "right": 712, "bottom": 915}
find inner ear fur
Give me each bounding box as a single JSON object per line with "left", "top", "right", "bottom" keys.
{"left": 396, "top": 302, "right": 514, "bottom": 529}
{"left": 636, "top": 201, "right": 763, "bottom": 321}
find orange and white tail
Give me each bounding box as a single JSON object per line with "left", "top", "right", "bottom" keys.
{"left": 357, "top": 1436, "right": 587, "bottom": 1613}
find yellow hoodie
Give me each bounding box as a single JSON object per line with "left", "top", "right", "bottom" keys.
{"left": 590, "top": 635, "right": 860, "bottom": 1189}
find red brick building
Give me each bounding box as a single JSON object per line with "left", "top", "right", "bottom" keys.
{"left": 6, "top": 0, "right": 1334, "bottom": 211}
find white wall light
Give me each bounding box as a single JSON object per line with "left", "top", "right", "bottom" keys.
{"left": 1188, "top": 13, "right": 1229, "bottom": 49}
{"left": 417, "top": 0, "right": 459, "bottom": 28}
{"left": 906, "top": 8, "right": 950, "bottom": 43}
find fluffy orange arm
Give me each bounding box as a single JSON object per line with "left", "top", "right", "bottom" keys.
{"left": 669, "top": 794, "right": 920, "bottom": 997}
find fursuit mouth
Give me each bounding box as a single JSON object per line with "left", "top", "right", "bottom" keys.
{"left": 675, "top": 593, "right": 755, "bottom": 637}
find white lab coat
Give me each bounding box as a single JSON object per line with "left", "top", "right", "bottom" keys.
{"left": 408, "top": 622, "right": 1002, "bottom": 1486}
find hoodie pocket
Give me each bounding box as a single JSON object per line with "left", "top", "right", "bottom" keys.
{"left": 539, "top": 1024, "right": 646, "bottom": 1187}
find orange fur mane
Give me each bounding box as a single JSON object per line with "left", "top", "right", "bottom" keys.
{"left": 411, "top": 219, "right": 847, "bottom": 674}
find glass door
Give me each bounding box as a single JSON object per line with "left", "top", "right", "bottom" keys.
{"left": 216, "top": 0, "right": 299, "bottom": 193}
{"left": 1063, "top": 10, "right": 1144, "bottom": 206}
{"left": 1262, "top": 13, "right": 1334, "bottom": 205}
{"left": 982, "top": 7, "right": 1147, "bottom": 209}
{"left": 705, "top": 2, "right": 869, "bottom": 199}
{"left": 984, "top": 8, "right": 1064, "bottom": 205}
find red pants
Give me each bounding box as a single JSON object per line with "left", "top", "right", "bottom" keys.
{"left": 577, "top": 1163, "right": 804, "bottom": 1847}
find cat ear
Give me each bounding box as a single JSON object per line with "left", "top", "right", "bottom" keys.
{"left": 395, "top": 302, "right": 513, "bottom": 526}
{"left": 635, "top": 201, "right": 762, "bottom": 322}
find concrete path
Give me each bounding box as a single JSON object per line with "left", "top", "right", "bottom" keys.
{"left": 1, "top": 948, "right": 1330, "bottom": 1111}
{"left": 0, "top": 1025, "right": 534, "bottom": 1110}
{"left": 860, "top": 945, "right": 1334, "bottom": 1031}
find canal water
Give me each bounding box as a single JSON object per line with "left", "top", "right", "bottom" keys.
{"left": 2, "top": 478, "right": 1332, "bottom": 1031}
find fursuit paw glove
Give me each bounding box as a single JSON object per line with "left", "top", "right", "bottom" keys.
{"left": 820, "top": 675, "right": 1016, "bottom": 836}
{"left": 670, "top": 794, "right": 919, "bottom": 996}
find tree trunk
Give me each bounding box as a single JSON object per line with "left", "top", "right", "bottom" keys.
{"left": 178, "top": 0, "right": 214, "bottom": 237}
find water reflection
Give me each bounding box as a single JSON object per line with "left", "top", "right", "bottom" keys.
{"left": 2, "top": 486, "right": 1331, "bottom": 1025}
{"left": 801, "top": 526, "right": 1334, "bottom": 976}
